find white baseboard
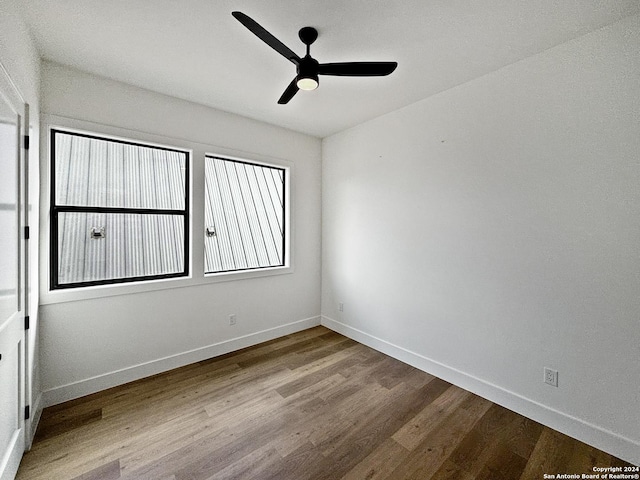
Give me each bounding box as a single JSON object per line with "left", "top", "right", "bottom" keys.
{"left": 42, "top": 316, "right": 321, "bottom": 408}
{"left": 321, "top": 315, "right": 640, "bottom": 467}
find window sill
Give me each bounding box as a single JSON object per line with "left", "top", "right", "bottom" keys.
{"left": 39, "top": 265, "right": 294, "bottom": 305}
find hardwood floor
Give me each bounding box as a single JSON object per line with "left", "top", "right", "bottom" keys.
{"left": 17, "top": 326, "right": 635, "bottom": 480}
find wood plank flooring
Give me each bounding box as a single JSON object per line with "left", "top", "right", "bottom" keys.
{"left": 17, "top": 326, "right": 635, "bottom": 480}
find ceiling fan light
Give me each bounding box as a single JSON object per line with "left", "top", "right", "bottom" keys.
{"left": 296, "top": 75, "right": 318, "bottom": 91}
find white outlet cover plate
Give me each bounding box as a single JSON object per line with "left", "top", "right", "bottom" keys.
{"left": 544, "top": 367, "right": 558, "bottom": 387}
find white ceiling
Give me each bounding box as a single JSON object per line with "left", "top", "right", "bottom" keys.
{"left": 18, "top": 0, "right": 639, "bottom": 138}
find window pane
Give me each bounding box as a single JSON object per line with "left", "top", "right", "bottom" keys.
{"left": 54, "top": 131, "right": 186, "bottom": 210}
{"left": 205, "top": 157, "right": 285, "bottom": 273}
{"left": 57, "top": 212, "right": 184, "bottom": 285}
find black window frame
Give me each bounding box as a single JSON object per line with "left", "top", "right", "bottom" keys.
{"left": 50, "top": 128, "right": 190, "bottom": 290}
{"left": 204, "top": 155, "right": 287, "bottom": 275}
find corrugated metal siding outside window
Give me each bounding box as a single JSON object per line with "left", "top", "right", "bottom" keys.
{"left": 204, "top": 156, "right": 285, "bottom": 273}
{"left": 52, "top": 130, "right": 189, "bottom": 288}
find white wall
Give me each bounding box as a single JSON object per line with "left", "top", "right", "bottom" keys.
{"left": 39, "top": 61, "right": 322, "bottom": 404}
{"left": 322, "top": 14, "right": 640, "bottom": 465}
{"left": 0, "top": 0, "right": 42, "bottom": 445}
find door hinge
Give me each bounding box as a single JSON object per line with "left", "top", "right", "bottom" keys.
{"left": 24, "top": 134, "right": 30, "bottom": 150}
{"left": 24, "top": 316, "right": 30, "bottom": 330}
{"left": 25, "top": 405, "right": 30, "bottom": 420}
{"left": 24, "top": 225, "right": 30, "bottom": 240}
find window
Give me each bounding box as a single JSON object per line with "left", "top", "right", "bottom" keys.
{"left": 50, "top": 129, "right": 189, "bottom": 289}
{"left": 204, "top": 155, "right": 286, "bottom": 274}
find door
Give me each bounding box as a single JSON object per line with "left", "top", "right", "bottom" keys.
{"left": 0, "top": 65, "right": 26, "bottom": 480}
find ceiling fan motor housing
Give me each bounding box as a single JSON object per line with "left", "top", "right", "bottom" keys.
{"left": 297, "top": 55, "right": 320, "bottom": 88}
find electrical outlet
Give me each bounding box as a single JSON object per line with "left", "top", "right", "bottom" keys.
{"left": 544, "top": 367, "right": 558, "bottom": 387}
{"left": 229, "top": 314, "right": 237, "bottom": 326}
{"left": 339, "top": 302, "right": 344, "bottom": 312}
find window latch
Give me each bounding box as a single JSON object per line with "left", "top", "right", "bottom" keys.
{"left": 90, "top": 226, "right": 105, "bottom": 239}
{"left": 205, "top": 226, "right": 216, "bottom": 237}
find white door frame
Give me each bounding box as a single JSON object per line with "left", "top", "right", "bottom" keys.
{"left": 0, "top": 61, "right": 28, "bottom": 480}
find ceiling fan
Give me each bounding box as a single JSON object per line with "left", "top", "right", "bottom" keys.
{"left": 232, "top": 11, "right": 398, "bottom": 104}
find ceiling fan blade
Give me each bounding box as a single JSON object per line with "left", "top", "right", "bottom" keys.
{"left": 232, "top": 11, "right": 301, "bottom": 65}
{"left": 278, "top": 78, "right": 299, "bottom": 104}
{"left": 317, "top": 62, "right": 398, "bottom": 77}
